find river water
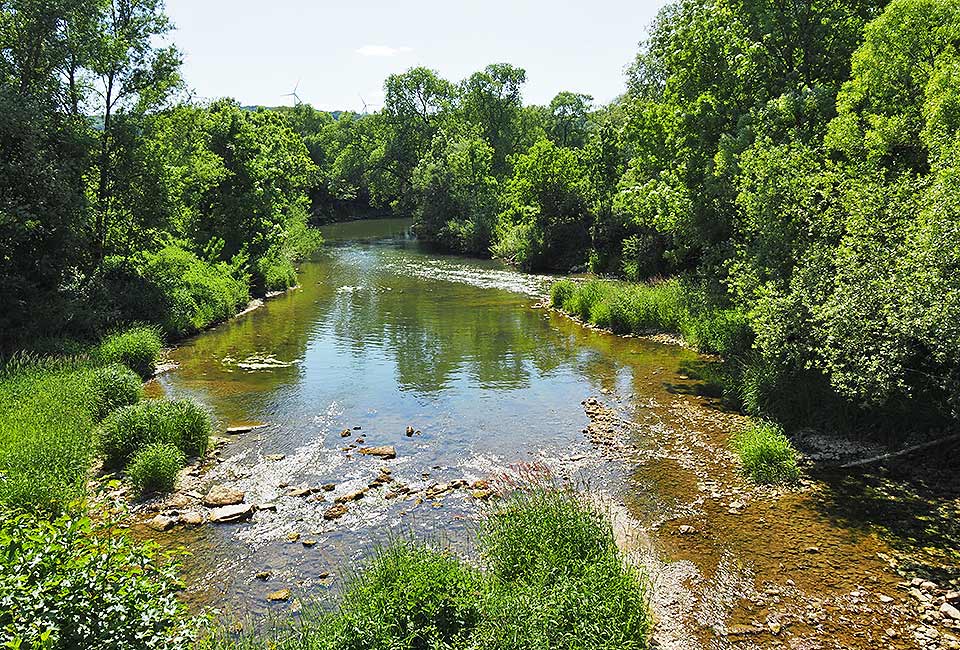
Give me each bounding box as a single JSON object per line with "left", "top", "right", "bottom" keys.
{"left": 148, "top": 218, "right": 953, "bottom": 649}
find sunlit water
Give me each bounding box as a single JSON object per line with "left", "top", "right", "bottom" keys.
{"left": 155, "top": 218, "right": 698, "bottom": 612}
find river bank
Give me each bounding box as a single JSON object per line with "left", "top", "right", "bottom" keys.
{"left": 126, "top": 218, "right": 958, "bottom": 649}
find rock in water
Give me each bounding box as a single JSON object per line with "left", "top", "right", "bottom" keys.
{"left": 210, "top": 503, "right": 254, "bottom": 523}
{"left": 203, "top": 484, "right": 245, "bottom": 507}
{"left": 179, "top": 511, "right": 205, "bottom": 526}
{"left": 359, "top": 445, "right": 396, "bottom": 459}
{"left": 324, "top": 504, "right": 348, "bottom": 520}
{"left": 267, "top": 588, "right": 291, "bottom": 601}
{"left": 147, "top": 514, "right": 176, "bottom": 531}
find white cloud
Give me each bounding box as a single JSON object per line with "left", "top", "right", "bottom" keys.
{"left": 355, "top": 45, "right": 413, "bottom": 57}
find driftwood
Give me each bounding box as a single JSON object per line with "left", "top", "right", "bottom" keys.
{"left": 839, "top": 433, "right": 960, "bottom": 469}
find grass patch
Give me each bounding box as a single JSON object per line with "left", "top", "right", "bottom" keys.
{"left": 98, "top": 325, "right": 164, "bottom": 378}
{"left": 127, "top": 442, "right": 186, "bottom": 495}
{"left": 731, "top": 420, "right": 801, "bottom": 485}
{"left": 0, "top": 507, "right": 192, "bottom": 649}
{"left": 549, "top": 278, "right": 751, "bottom": 356}
{"left": 88, "top": 363, "right": 143, "bottom": 420}
{"left": 0, "top": 357, "right": 105, "bottom": 511}
{"left": 207, "top": 490, "right": 651, "bottom": 650}
{"left": 98, "top": 398, "right": 212, "bottom": 470}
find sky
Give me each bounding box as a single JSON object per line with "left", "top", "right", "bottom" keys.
{"left": 163, "top": 0, "right": 669, "bottom": 112}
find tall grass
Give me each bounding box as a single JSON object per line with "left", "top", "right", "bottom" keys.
{"left": 205, "top": 490, "right": 651, "bottom": 650}
{"left": 549, "top": 278, "right": 751, "bottom": 356}
{"left": 98, "top": 325, "right": 164, "bottom": 378}
{"left": 99, "top": 398, "right": 211, "bottom": 470}
{"left": 731, "top": 420, "right": 801, "bottom": 485}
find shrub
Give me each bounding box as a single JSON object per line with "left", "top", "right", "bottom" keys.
{"left": 99, "top": 398, "right": 211, "bottom": 469}
{"left": 255, "top": 253, "right": 298, "bottom": 293}
{"left": 549, "top": 279, "right": 576, "bottom": 308}
{"left": 127, "top": 443, "right": 186, "bottom": 495}
{"left": 731, "top": 421, "right": 801, "bottom": 485}
{"left": 99, "top": 325, "right": 164, "bottom": 379}
{"left": 0, "top": 508, "right": 192, "bottom": 649}
{"left": 88, "top": 363, "right": 143, "bottom": 420}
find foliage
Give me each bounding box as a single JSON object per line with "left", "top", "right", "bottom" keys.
{"left": 205, "top": 490, "right": 650, "bottom": 650}
{"left": 88, "top": 363, "right": 143, "bottom": 421}
{"left": 127, "top": 443, "right": 186, "bottom": 495}
{"left": 98, "top": 325, "right": 164, "bottom": 378}
{"left": 493, "top": 139, "right": 592, "bottom": 270}
{"left": 0, "top": 508, "right": 192, "bottom": 649}
{"left": 98, "top": 398, "right": 211, "bottom": 470}
{"left": 731, "top": 421, "right": 801, "bottom": 485}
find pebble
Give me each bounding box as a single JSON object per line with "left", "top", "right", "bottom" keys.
{"left": 678, "top": 525, "right": 697, "bottom": 535}
{"left": 255, "top": 571, "right": 271, "bottom": 581}
{"left": 301, "top": 539, "right": 317, "bottom": 548}
{"left": 265, "top": 454, "right": 285, "bottom": 461}
{"left": 942, "top": 603, "right": 960, "bottom": 621}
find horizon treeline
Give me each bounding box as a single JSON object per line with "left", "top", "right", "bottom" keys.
{"left": 4, "top": 0, "right": 960, "bottom": 431}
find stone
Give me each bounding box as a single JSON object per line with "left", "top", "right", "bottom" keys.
{"left": 678, "top": 525, "right": 697, "bottom": 535}
{"left": 210, "top": 503, "right": 254, "bottom": 523}
{"left": 203, "top": 484, "right": 245, "bottom": 507}
{"left": 879, "top": 594, "right": 895, "bottom": 603}
{"left": 255, "top": 571, "right": 271, "bottom": 581}
{"left": 340, "top": 429, "right": 352, "bottom": 437}
{"left": 804, "top": 546, "right": 821, "bottom": 554}
{"left": 322, "top": 483, "right": 336, "bottom": 491}
{"left": 768, "top": 621, "right": 782, "bottom": 635}
{"left": 147, "top": 514, "right": 176, "bottom": 531}
{"left": 324, "top": 504, "right": 348, "bottom": 520}
{"left": 265, "top": 454, "right": 285, "bottom": 461}
{"left": 941, "top": 603, "right": 960, "bottom": 621}
{"left": 335, "top": 489, "right": 367, "bottom": 503}
{"left": 470, "top": 480, "right": 489, "bottom": 490}
{"left": 406, "top": 426, "right": 415, "bottom": 436}
{"left": 921, "top": 581, "right": 938, "bottom": 591}
{"left": 301, "top": 539, "right": 317, "bottom": 548}
{"left": 359, "top": 445, "right": 396, "bottom": 459}
{"left": 226, "top": 425, "right": 254, "bottom": 434}
{"left": 286, "top": 486, "right": 314, "bottom": 497}
{"left": 259, "top": 502, "right": 278, "bottom": 512}
{"left": 285, "top": 532, "right": 300, "bottom": 542}
{"left": 179, "top": 510, "right": 205, "bottom": 526}
{"left": 164, "top": 493, "right": 195, "bottom": 509}
{"left": 267, "top": 588, "right": 291, "bottom": 602}
{"left": 471, "top": 489, "right": 493, "bottom": 500}
{"left": 946, "top": 591, "right": 960, "bottom": 604}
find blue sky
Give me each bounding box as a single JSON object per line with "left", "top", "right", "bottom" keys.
{"left": 164, "top": 0, "right": 669, "bottom": 112}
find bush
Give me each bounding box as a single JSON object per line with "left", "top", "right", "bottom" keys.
{"left": 255, "top": 253, "right": 298, "bottom": 293}
{"left": 0, "top": 508, "right": 192, "bottom": 649}
{"left": 731, "top": 421, "right": 801, "bottom": 485}
{"left": 99, "top": 398, "right": 211, "bottom": 469}
{"left": 127, "top": 443, "right": 186, "bottom": 495}
{"left": 549, "top": 279, "right": 576, "bottom": 308}
{"left": 86, "top": 245, "right": 250, "bottom": 339}
{"left": 88, "top": 363, "right": 143, "bottom": 420}
{"left": 99, "top": 325, "right": 163, "bottom": 378}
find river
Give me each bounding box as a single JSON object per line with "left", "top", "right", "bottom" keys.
{"left": 147, "top": 218, "right": 955, "bottom": 649}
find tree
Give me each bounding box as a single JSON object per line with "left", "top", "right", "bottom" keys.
{"left": 460, "top": 63, "right": 527, "bottom": 176}
{"left": 546, "top": 91, "right": 593, "bottom": 148}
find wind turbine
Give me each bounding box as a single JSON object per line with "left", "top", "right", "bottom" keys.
{"left": 283, "top": 80, "right": 303, "bottom": 106}
{"left": 358, "top": 94, "right": 369, "bottom": 113}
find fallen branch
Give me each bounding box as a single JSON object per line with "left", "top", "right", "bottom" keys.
{"left": 840, "top": 433, "right": 960, "bottom": 469}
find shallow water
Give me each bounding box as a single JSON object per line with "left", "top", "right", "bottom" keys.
{"left": 149, "top": 218, "right": 953, "bottom": 648}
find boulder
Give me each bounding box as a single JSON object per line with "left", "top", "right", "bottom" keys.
{"left": 267, "top": 588, "right": 291, "bottom": 602}
{"left": 147, "top": 514, "right": 176, "bottom": 531}
{"left": 210, "top": 503, "right": 254, "bottom": 523}
{"left": 359, "top": 446, "right": 396, "bottom": 459}
{"left": 203, "top": 484, "right": 245, "bottom": 507}
{"left": 324, "top": 504, "right": 348, "bottom": 520}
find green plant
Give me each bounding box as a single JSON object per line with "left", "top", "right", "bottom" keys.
{"left": 98, "top": 325, "right": 164, "bottom": 379}
{"left": 0, "top": 508, "right": 193, "bottom": 649}
{"left": 255, "top": 253, "right": 298, "bottom": 292}
{"left": 550, "top": 280, "right": 576, "bottom": 308}
{"left": 127, "top": 443, "right": 185, "bottom": 495}
{"left": 88, "top": 363, "right": 143, "bottom": 420}
{"left": 731, "top": 420, "right": 801, "bottom": 485}
{"left": 98, "top": 398, "right": 211, "bottom": 469}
